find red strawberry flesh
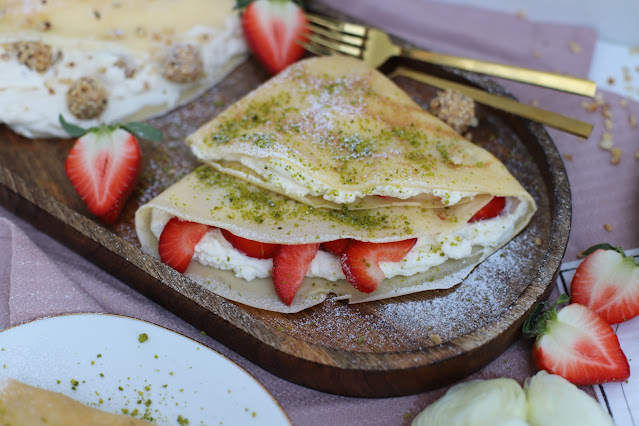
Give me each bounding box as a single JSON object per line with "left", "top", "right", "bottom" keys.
{"left": 571, "top": 248, "right": 639, "bottom": 324}
{"left": 341, "top": 239, "right": 417, "bottom": 293}
{"left": 468, "top": 196, "right": 506, "bottom": 222}
{"left": 272, "top": 243, "right": 320, "bottom": 305}
{"left": 158, "top": 218, "right": 211, "bottom": 273}
{"left": 532, "top": 303, "right": 629, "bottom": 385}
{"left": 321, "top": 239, "right": 352, "bottom": 256}
{"left": 221, "top": 229, "right": 280, "bottom": 259}
{"left": 65, "top": 128, "right": 141, "bottom": 224}
{"left": 241, "top": 0, "right": 308, "bottom": 74}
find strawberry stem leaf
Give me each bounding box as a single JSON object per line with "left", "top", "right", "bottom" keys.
{"left": 522, "top": 293, "right": 570, "bottom": 338}
{"left": 121, "top": 122, "right": 163, "bottom": 142}
{"left": 58, "top": 114, "right": 88, "bottom": 138}
{"left": 583, "top": 243, "right": 624, "bottom": 257}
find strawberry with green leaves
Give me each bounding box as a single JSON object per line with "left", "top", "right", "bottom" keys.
{"left": 60, "top": 115, "right": 161, "bottom": 225}
{"left": 523, "top": 294, "right": 630, "bottom": 386}
{"left": 236, "top": 0, "right": 308, "bottom": 74}
{"left": 571, "top": 243, "right": 639, "bottom": 324}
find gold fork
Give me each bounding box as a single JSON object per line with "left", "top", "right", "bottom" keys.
{"left": 303, "top": 13, "right": 596, "bottom": 97}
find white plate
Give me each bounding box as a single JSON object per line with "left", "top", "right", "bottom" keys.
{"left": 0, "top": 313, "right": 291, "bottom": 425}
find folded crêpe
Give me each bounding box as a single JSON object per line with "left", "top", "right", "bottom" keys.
{"left": 0, "top": 378, "right": 152, "bottom": 425}
{"left": 136, "top": 56, "right": 536, "bottom": 313}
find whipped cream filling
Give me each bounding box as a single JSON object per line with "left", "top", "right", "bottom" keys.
{"left": 215, "top": 156, "right": 475, "bottom": 205}
{"left": 151, "top": 197, "right": 528, "bottom": 283}
{"left": 0, "top": 16, "right": 246, "bottom": 138}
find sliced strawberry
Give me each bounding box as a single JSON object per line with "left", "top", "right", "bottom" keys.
{"left": 571, "top": 244, "right": 639, "bottom": 324}
{"left": 60, "top": 115, "right": 161, "bottom": 225}
{"left": 221, "top": 229, "right": 280, "bottom": 259}
{"left": 65, "top": 128, "right": 140, "bottom": 224}
{"left": 158, "top": 218, "right": 212, "bottom": 273}
{"left": 271, "top": 243, "right": 319, "bottom": 305}
{"left": 341, "top": 239, "right": 417, "bottom": 293}
{"left": 523, "top": 294, "right": 630, "bottom": 386}
{"left": 468, "top": 196, "right": 506, "bottom": 222}
{"left": 239, "top": 0, "right": 308, "bottom": 74}
{"left": 321, "top": 239, "right": 352, "bottom": 256}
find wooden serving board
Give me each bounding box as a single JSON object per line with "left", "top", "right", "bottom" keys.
{"left": 0, "top": 18, "right": 570, "bottom": 398}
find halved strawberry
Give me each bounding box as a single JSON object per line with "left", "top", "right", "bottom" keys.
{"left": 571, "top": 244, "right": 639, "bottom": 324}
{"left": 60, "top": 115, "right": 161, "bottom": 225}
{"left": 321, "top": 239, "right": 352, "bottom": 256}
{"left": 271, "top": 243, "right": 319, "bottom": 305}
{"left": 523, "top": 294, "right": 630, "bottom": 386}
{"left": 237, "top": 0, "right": 308, "bottom": 75}
{"left": 158, "top": 218, "right": 212, "bottom": 273}
{"left": 341, "top": 239, "right": 417, "bottom": 293}
{"left": 468, "top": 196, "right": 506, "bottom": 222}
{"left": 221, "top": 229, "right": 280, "bottom": 259}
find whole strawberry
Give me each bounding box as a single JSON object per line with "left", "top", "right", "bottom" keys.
{"left": 236, "top": 0, "right": 308, "bottom": 74}
{"left": 59, "top": 115, "right": 161, "bottom": 224}
{"left": 523, "top": 294, "right": 630, "bottom": 386}
{"left": 571, "top": 243, "right": 639, "bottom": 324}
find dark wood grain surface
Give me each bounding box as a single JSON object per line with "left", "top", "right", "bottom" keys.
{"left": 0, "top": 47, "right": 570, "bottom": 396}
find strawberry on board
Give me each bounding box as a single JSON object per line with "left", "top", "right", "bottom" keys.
{"left": 523, "top": 293, "right": 630, "bottom": 386}
{"left": 221, "top": 229, "right": 281, "bottom": 259}
{"left": 341, "top": 239, "right": 417, "bottom": 293}
{"left": 60, "top": 115, "right": 161, "bottom": 225}
{"left": 571, "top": 243, "right": 639, "bottom": 325}
{"left": 236, "top": 0, "right": 308, "bottom": 74}
{"left": 271, "top": 243, "right": 319, "bottom": 305}
{"left": 468, "top": 196, "right": 506, "bottom": 222}
{"left": 158, "top": 218, "right": 212, "bottom": 273}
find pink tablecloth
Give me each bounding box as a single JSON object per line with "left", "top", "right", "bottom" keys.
{"left": 2, "top": 1, "right": 638, "bottom": 424}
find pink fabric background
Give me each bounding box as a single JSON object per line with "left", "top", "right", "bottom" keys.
{"left": 2, "top": 1, "right": 638, "bottom": 424}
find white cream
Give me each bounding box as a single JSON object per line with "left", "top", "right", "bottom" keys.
{"left": 151, "top": 197, "right": 528, "bottom": 282}
{"left": 222, "top": 156, "right": 475, "bottom": 205}
{"left": 0, "top": 16, "right": 246, "bottom": 138}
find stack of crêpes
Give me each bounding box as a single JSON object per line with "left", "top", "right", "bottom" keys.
{"left": 136, "top": 56, "right": 536, "bottom": 313}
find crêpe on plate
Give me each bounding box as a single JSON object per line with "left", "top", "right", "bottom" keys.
{"left": 136, "top": 56, "right": 536, "bottom": 313}
{"left": 0, "top": 0, "right": 247, "bottom": 138}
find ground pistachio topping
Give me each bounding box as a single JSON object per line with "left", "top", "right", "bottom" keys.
{"left": 194, "top": 165, "right": 411, "bottom": 232}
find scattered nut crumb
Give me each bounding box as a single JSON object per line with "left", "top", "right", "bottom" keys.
{"left": 429, "top": 89, "right": 477, "bottom": 133}
{"left": 532, "top": 51, "right": 541, "bottom": 59}
{"left": 635, "top": 150, "right": 639, "bottom": 160}
{"left": 620, "top": 98, "right": 628, "bottom": 107}
{"left": 608, "top": 77, "right": 615, "bottom": 85}
{"left": 599, "top": 132, "right": 613, "bottom": 150}
{"left": 630, "top": 114, "right": 637, "bottom": 128}
{"left": 429, "top": 334, "right": 443, "bottom": 345}
{"left": 534, "top": 237, "right": 542, "bottom": 246}
{"left": 517, "top": 10, "right": 527, "bottom": 19}
{"left": 568, "top": 41, "right": 581, "bottom": 54}
{"left": 604, "top": 119, "right": 613, "bottom": 131}
{"left": 563, "top": 153, "right": 573, "bottom": 161}
{"left": 581, "top": 100, "right": 599, "bottom": 113}
{"left": 601, "top": 105, "right": 612, "bottom": 119}
{"left": 610, "top": 147, "right": 622, "bottom": 165}
{"left": 603, "top": 224, "right": 613, "bottom": 232}
{"left": 530, "top": 99, "right": 539, "bottom": 107}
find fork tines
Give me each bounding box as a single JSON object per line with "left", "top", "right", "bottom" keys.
{"left": 302, "top": 14, "right": 365, "bottom": 59}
